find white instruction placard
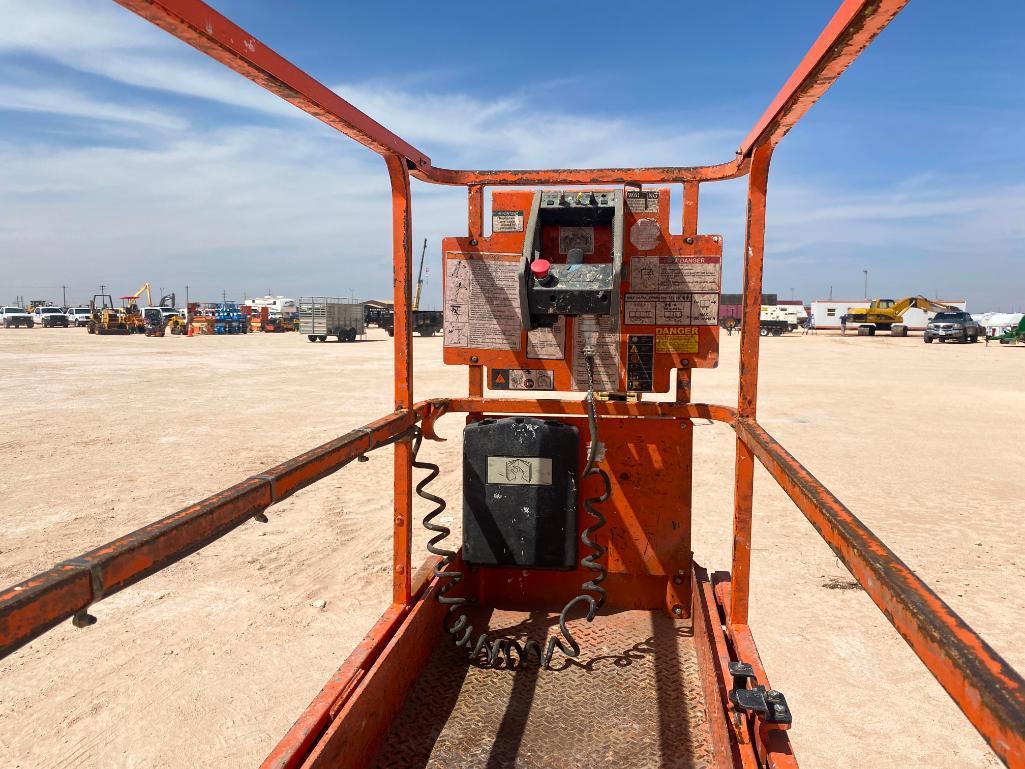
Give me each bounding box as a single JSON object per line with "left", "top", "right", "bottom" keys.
{"left": 444, "top": 254, "right": 522, "bottom": 351}
{"left": 624, "top": 293, "right": 720, "bottom": 326}
{"left": 526, "top": 317, "right": 566, "bottom": 359}
{"left": 631, "top": 255, "right": 720, "bottom": 293}
{"left": 571, "top": 315, "right": 619, "bottom": 391}
{"left": 626, "top": 255, "right": 721, "bottom": 326}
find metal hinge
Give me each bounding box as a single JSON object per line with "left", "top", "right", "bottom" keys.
{"left": 728, "top": 661, "right": 792, "bottom": 727}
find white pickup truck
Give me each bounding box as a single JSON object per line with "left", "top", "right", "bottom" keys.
{"left": 66, "top": 307, "right": 92, "bottom": 327}
{"left": 1, "top": 306, "right": 34, "bottom": 328}
{"left": 33, "top": 306, "right": 69, "bottom": 327}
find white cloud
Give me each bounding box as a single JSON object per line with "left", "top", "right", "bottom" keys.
{"left": 0, "top": 84, "right": 187, "bottom": 130}
{"left": 0, "top": 0, "right": 1021, "bottom": 311}
{"left": 0, "top": 0, "right": 297, "bottom": 117}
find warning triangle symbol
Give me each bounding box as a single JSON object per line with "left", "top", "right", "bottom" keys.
{"left": 629, "top": 345, "right": 639, "bottom": 353}
{"left": 495, "top": 373, "right": 506, "bottom": 384}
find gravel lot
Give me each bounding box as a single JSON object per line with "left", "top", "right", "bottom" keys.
{"left": 0, "top": 325, "right": 1021, "bottom": 768}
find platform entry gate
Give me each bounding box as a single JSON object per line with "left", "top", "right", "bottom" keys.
{"left": 1, "top": 2, "right": 1023, "bottom": 769}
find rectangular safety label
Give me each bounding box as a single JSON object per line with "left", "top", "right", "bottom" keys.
{"left": 655, "top": 326, "right": 699, "bottom": 353}
{"left": 626, "top": 189, "right": 660, "bottom": 213}
{"left": 625, "top": 293, "right": 719, "bottom": 326}
{"left": 490, "top": 368, "right": 554, "bottom": 391}
{"left": 629, "top": 255, "right": 721, "bottom": 293}
{"left": 444, "top": 254, "right": 521, "bottom": 351}
{"left": 570, "top": 314, "right": 619, "bottom": 391}
{"left": 626, "top": 334, "right": 654, "bottom": 391}
{"left": 526, "top": 317, "right": 566, "bottom": 359}
{"left": 487, "top": 456, "right": 553, "bottom": 486}
{"left": 559, "top": 226, "right": 594, "bottom": 254}
{"left": 492, "top": 210, "right": 523, "bottom": 232}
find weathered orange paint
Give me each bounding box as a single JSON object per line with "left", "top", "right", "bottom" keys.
{"left": 0, "top": 410, "right": 421, "bottom": 661}
{"left": 447, "top": 397, "right": 737, "bottom": 424}
{"left": 736, "top": 418, "right": 1025, "bottom": 768}
{"left": 5, "top": 1, "right": 1019, "bottom": 767}
{"left": 387, "top": 153, "right": 415, "bottom": 605}
{"left": 692, "top": 565, "right": 759, "bottom": 769}
{"left": 731, "top": 143, "right": 773, "bottom": 626}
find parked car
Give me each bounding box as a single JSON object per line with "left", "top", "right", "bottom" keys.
{"left": 66, "top": 307, "right": 92, "bottom": 327}
{"left": 1, "top": 306, "right": 34, "bottom": 328}
{"left": 923, "top": 311, "right": 982, "bottom": 344}
{"left": 33, "top": 306, "right": 69, "bottom": 327}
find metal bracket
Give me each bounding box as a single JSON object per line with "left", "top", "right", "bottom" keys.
{"left": 57, "top": 557, "right": 105, "bottom": 628}
{"left": 248, "top": 472, "right": 277, "bottom": 518}
{"left": 728, "top": 660, "right": 792, "bottom": 727}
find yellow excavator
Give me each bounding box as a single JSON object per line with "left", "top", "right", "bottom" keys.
{"left": 119, "top": 282, "right": 152, "bottom": 334}
{"left": 847, "top": 296, "right": 957, "bottom": 336}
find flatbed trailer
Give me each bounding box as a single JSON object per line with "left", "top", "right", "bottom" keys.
{"left": 1, "top": 2, "right": 1023, "bottom": 769}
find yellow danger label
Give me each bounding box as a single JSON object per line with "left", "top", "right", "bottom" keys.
{"left": 655, "top": 326, "right": 699, "bottom": 353}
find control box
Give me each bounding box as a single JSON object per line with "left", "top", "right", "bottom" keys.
{"left": 442, "top": 188, "right": 722, "bottom": 393}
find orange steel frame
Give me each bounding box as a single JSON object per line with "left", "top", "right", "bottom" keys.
{"left": 1, "top": 1, "right": 1024, "bottom": 767}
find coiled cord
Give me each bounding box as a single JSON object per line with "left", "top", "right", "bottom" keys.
{"left": 412, "top": 361, "right": 609, "bottom": 666}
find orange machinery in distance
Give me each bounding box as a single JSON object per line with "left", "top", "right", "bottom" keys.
{"left": 0, "top": 2, "right": 1023, "bottom": 769}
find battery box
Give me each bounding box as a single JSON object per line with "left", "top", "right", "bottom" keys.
{"left": 462, "top": 417, "right": 579, "bottom": 569}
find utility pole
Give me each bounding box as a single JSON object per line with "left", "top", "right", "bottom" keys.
{"left": 61, "top": 285, "right": 67, "bottom": 306}
{"left": 829, "top": 285, "right": 833, "bottom": 301}
{"left": 863, "top": 269, "right": 868, "bottom": 299}
{"left": 185, "top": 284, "right": 189, "bottom": 307}
{"left": 790, "top": 287, "right": 794, "bottom": 300}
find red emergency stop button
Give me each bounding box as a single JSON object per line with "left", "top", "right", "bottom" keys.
{"left": 530, "top": 259, "right": 551, "bottom": 280}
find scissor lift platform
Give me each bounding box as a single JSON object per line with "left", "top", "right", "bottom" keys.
{"left": 371, "top": 609, "right": 715, "bottom": 769}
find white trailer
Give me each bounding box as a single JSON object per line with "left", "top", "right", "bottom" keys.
{"left": 300, "top": 297, "right": 365, "bottom": 342}
{"left": 810, "top": 299, "right": 967, "bottom": 332}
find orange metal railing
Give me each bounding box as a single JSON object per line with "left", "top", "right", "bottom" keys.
{"left": 1, "top": 1, "right": 1023, "bottom": 767}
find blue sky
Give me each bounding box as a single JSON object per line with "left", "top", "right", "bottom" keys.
{"left": 0, "top": 0, "right": 1022, "bottom": 310}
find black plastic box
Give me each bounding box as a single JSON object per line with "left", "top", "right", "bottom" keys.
{"left": 462, "top": 417, "right": 579, "bottom": 569}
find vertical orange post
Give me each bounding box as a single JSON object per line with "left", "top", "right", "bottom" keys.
{"left": 683, "top": 181, "right": 699, "bottom": 238}
{"left": 467, "top": 184, "right": 485, "bottom": 399}
{"left": 730, "top": 143, "right": 773, "bottom": 626}
{"left": 386, "top": 153, "right": 414, "bottom": 605}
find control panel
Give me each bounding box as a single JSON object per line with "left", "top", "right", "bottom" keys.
{"left": 442, "top": 187, "right": 722, "bottom": 393}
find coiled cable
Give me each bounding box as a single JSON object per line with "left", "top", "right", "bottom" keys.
{"left": 412, "top": 357, "right": 608, "bottom": 667}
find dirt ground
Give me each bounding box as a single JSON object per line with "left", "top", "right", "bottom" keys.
{"left": 0, "top": 325, "right": 1022, "bottom": 769}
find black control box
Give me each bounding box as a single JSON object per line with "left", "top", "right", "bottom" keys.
{"left": 462, "top": 417, "right": 579, "bottom": 569}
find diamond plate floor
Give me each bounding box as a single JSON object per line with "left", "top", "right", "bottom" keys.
{"left": 371, "top": 609, "right": 715, "bottom": 769}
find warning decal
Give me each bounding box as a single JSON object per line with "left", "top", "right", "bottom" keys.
{"left": 625, "top": 293, "right": 719, "bottom": 326}
{"left": 626, "top": 190, "right": 660, "bottom": 213}
{"left": 626, "top": 334, "right": 654, "bottom": 391}
{"left": 492, "top": 210, "right": 523, "bottom": 232}
{"left": 444, "top": 254, "right": 522, "bottom": 351}
{"left": 655, "top": 327, "right": 699, "bottom": 354}
{"left": 526, "top": 317, "right": 566, "bottom": 359}
{"left": 490, "top": 368, "right": 555, "bottom": 391}
{"left": 630, "top": 255, "right": 720, "bottom": 293}
{"left": 571, "top": 315, "right": 619, "bottom": 391}
{"left": 559, "top": 227, "right": 594, "bottom": 254}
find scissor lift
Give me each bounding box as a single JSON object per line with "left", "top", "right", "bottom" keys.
{"left": 1, "top": 2, "right": 1024, "bottom": 768}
